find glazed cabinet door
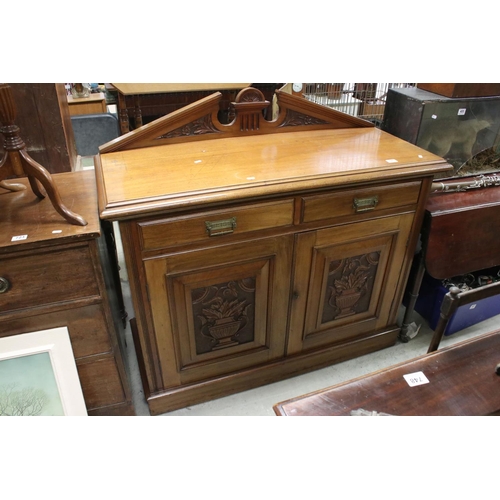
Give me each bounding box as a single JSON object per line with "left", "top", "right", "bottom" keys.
{"left": 288, "top": 213, "right": 415, "bottom": 354}
{"left": 143, "top": 235, "right": 293, "bottom": 390}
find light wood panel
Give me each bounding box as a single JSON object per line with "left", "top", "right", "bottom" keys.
{"left": 96, "top": 87, "right": 451, "bottom": 413}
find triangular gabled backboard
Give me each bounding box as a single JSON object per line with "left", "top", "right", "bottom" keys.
{"left": 99, "top": 86, "right": 374, "bottom": 154}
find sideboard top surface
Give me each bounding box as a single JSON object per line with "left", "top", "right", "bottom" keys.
{"left": 97, "top": 127, "right": 449, "bottom": 220}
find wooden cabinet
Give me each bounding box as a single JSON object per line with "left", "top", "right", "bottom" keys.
{"left": 95, "top": 87, "right": 450, "bottom": 414}
{"left": 0, "top": 171, "right": 134, "bottom": 415}
{"left": 143, "top": 234, "right": 293, "bottom": 386}
{"left": 67, "top": 92, "right": 107, "bottom": 116}
{"left": 288, "top": 212, "right": 415, "bottom": 354}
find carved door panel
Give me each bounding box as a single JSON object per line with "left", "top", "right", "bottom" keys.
{"left": 287, "top": 214, "right": 414, "bottom": 354}
{"left": 144, "top": 235, "right": 293, "bottom": 389}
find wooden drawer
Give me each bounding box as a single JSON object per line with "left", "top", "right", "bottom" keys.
{"left": 138, "top": 199, "right": 294, "bottom": 251}
{"left": 0, "top": 246, "right": 99, "bottom": 313}
{"left": 301, "top": 181, "right": 421, "bottom": 224}
{"left": 0, "top": 303, "right": 113, "bottom": 359}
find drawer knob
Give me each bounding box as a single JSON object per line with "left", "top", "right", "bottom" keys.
{"left": 205, "top": 217, "right": 237, "bottom": 237}
{"left": 353, "top": 195, "right": 379, "bottom": 213}
{"left": 0, "top": 277, "right": 10, "bottom": 294}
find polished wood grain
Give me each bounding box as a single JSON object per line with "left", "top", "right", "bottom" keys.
{"left": 287, "top": 213, "right": 415, "bottom": 355}
{"left": 0, "top": 171, "right": 99, "bottom": 248}
{"left": 99, "top": 88, "right": 373, "bottom": 155}
{"left": 274, "top": 329, "right": 500, "bottom": 416}
{"left": 423, "top": 182, "right": 500, "bottom": 279}
{"left": 144, "top": 235, "right": 294, "bottom": 390}
{"left": 0, "top": 171, "right": 134, "bottom": 415}
{"left": 301, "top": 180, "right": 421, "bottom": 223}
{"left": 97, "top": 128, "right": 447, "bottom": 220}
{"left": 138, "top": 199, "right": 294, "bottom": 251}
{"left": 96, "top": 88, "right": 451, "bottom": 414}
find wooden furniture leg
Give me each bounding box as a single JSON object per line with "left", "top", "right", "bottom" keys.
{"left": 0, "top": 180, "right": 26, "bottom": 192}
{"left": 133, "top": 95, "right": 143, "bottom": 128}
{"left": 399, "top": 250, "right": 426, "bottom": 342}
{"left": 0, "top": 83, "right": 86, "bottom": 226}
{"left": 117, "top": 92, "right": 130, "bottom": 134}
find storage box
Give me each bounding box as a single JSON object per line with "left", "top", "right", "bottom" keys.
{"left": 382, "top": 87, "right": 500, "bottom": 170}
{"left": 413, "top": 272, "right": 500, "bottom": 336}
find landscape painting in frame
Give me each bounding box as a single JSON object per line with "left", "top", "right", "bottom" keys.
{"left": 0, "top": 327, "right": 87, "bottom": 416}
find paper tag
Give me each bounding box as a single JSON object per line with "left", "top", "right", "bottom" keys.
{"left": 52, "top": 230, "right": 62, "bottom": 234}
{"left": 386, "top": 159, "right": 398, "bottom": 163}
{"left": 458, "top": 108, "right": 466, "bottom": 116}
{"left": 403, "top": 371, "right": 429, "bottom": 387}
{"left": 11, "top": 235, "right": 28, "bottom": 241}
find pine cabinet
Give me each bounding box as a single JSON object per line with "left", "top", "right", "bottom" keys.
{"left": 95, "top": 87, "right": 450, "bottom": 414}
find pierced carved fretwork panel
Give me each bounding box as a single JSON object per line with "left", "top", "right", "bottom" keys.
{"left": 322, "top": 252, "right": 380, "bottom": 323}
{"left": 191, "top": 278, "right": 256, "bottom": 354}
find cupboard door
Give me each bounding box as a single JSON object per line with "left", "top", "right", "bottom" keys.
{"left": 288, "top": 214, "right": 414, "bottom": 354}
{"left": 144, "top": 235, "right": 293, "bottom": 389}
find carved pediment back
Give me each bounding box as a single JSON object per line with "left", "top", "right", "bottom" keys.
{"left": 99, "top": 86, "right": 374, "bottom": 154}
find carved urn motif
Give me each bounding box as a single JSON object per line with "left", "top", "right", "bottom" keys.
{"left": 193, "top": 279, "right": 255, "bottom": 353}
{"left": 326, "top": 253, "right": 380, "bottom": 320}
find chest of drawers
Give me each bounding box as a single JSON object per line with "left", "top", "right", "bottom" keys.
{"left": 0, "top": 171, "right": 134, "bottom": 415}
{"left": 95, "top": 87, "right": 450, "bottom": 414}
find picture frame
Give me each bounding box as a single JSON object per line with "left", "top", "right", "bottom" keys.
{"left": 0, "top": 327, "right": 87, "bottom": 416}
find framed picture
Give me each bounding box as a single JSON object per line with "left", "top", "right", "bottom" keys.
{"left": 0, "top": 327, "right": 87, "bottom": 416}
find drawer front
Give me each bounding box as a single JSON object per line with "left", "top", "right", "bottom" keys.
{"left": 139, "top": 199, "right": 294, "bottom": 251}
{"left": 301, "top": 181, "right": 421, "bottom": 223}
{"left": 0, "top": 246, "right": 100, "bottom": 313}
{"left": 0, "top": 303, "right": 113, "bottom": 359}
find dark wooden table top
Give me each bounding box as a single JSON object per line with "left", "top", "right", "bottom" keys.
{"left": 274, "top": 330, "right": 500, "bottom": 416}
{"left": 0, "top": 170, "right": 99, "bottom": 252}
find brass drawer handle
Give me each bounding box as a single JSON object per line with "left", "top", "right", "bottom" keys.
{"left": 0, "top": 276, "right": 11, "bottom": 294}
{"left": 353, "top": 195, "right": 379, "bottom": 213}
{"left": 205, "top": 217, "right": 237, "bottom": 237}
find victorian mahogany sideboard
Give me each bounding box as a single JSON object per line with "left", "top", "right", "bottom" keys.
{"left": 95, "top": 87, "right": 450, "bottom": 414}
{"left": 0, "top": 171, "right": 134, "bottom": 415}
